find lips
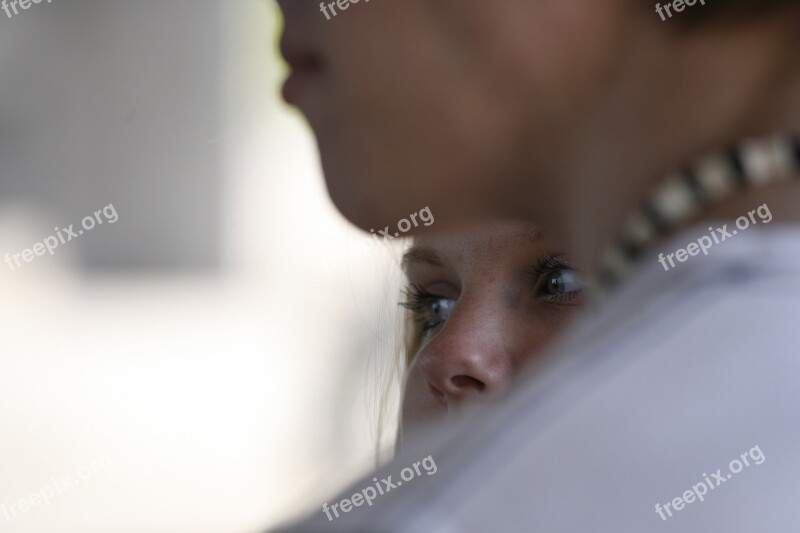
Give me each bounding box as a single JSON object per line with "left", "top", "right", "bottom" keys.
{"left": 280, "top": 42, "right": 324, "bottom": 105}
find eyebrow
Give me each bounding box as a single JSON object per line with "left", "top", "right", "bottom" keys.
{"left": 401, "top": 245, "right": 444, "bottom": 271}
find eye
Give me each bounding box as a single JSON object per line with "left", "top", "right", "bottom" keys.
{"left": 401, "top": 284, "right": 456, "bottom": 336}
{"left": 541, "top": 269, "right": 582, "bottom": 299}
{"left": 529, "top": 256, "right": 585, "bottom": 304}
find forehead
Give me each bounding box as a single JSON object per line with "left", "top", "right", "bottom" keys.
{"left": 404, "top": 221, "right": 544, "bottom": 271}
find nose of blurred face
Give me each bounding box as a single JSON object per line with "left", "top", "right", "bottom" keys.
{"left": 414, "top": 302, "right": 514, "bottom": 408}
{"left": 277, "top": 0, "right": 309, "bottom": 17}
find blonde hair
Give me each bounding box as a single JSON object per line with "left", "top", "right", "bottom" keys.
{"left": 367, "top": 239, "right": 427, "bottom": 466}
{"left": 361, "top": 239, "right": 415, "bottom": 467}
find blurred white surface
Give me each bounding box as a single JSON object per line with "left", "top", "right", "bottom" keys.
{"left": 0, "top": 1, "right": 403, "bottom": 531}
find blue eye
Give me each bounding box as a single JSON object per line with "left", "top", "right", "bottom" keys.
{"left": 422, "top": 297, "right": 455, "bottom": 332}
{"left": 529, "top": 256, "right": 585, "bottom": 304}
{"left": 543, "top": 269, "right": 582, "bottom": 296}
{"left": 401, "top": 285, "right": 455, "bottom": 336}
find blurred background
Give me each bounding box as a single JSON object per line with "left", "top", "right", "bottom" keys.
{"left": 0, "top": 1, "right": 407, "bottom": 531}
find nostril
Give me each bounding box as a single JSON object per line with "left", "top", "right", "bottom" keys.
{"left": 450, "top": 375, "right": 486, "bottom": 393}
{"left": 427, "top": 382, "right": 447, "bottom": 407}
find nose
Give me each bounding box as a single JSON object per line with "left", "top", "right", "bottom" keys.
{"left": 414, "top": 307, "right": 514, "bottom": 406}
{"left": 277, "top": 0, "right": 317, "bottom": 24}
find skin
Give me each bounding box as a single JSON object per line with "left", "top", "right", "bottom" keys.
{"left": 279, "top": 0, "right": 800, "bottom": 272}
{"left": 399, "top": 222, "right": 584, "bottom": 432}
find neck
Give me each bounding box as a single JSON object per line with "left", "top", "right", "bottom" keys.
{"left": 562, "top": 13, "right": 800, "bottom": 271}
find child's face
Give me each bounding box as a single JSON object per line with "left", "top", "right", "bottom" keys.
{"left": 278, "top": 0, "right": 628, "bottom": 235}
{"left": 400, "top": 222, "right": 585, "bottom": 432}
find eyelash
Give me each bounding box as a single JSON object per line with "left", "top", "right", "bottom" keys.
{"left": 400, "top": 284, "right": 450, "bottom": 335}
{"left": 400, "top": 255, "right": 583, "bottom": 339}
{"left": 527, "top": 255, "right": 584, "bottom": 304}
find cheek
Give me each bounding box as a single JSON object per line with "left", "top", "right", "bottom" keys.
{"left": 322, "top": 4, "right": 475, "bottom": 136}
{"left": 314, "top": 3, "right": 521, "bottom": 228}
{"left": 514, "top": 306, "right": 581, "bottom": 365}
{"left": 312, "top": 0, "right": 624, "bottom": 229}
{"left": 455, "top": 0, "right": 626, "bottom": 126}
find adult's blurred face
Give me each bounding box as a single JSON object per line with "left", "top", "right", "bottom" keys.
{"left": 277, "top": 0, "right": 629, "bottom": 234}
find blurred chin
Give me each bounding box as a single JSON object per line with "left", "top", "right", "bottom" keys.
{"left": 324, "top": 176, "right": 372, "bottom": 232}
{"left": 317, "top": 134, "right": 421, "bottom": 233}
{"left": 320, "top": 153, "right": 391, "bottom": 232}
